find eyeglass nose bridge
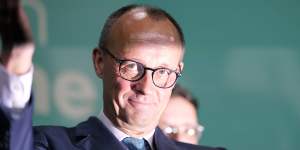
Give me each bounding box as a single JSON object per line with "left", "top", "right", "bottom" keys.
{"left": 130, "top": 66, "right": 156, "bottom": 84}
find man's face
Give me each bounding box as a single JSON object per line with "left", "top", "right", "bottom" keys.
{"left": 104, "top": 43, "right": 182, "bottom": 131}
{"left": 93, "top": 9, "right": 184, "bottom": 135}
{"left": 159, "top": 96, "right": 200, "bottom": 144}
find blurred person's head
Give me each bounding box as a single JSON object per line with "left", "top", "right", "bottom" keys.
{"left": 92, "top": 4, "right": 185, "bottom": 137}
{"left": 159, "top": 84, "right": 204, "bottom": 144}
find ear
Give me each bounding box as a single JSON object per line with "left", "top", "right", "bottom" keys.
{"left": 92, "top": 47, "right": 104, "bottom": 78}
{"left": 179, "top": 61, "right": 184, "bottom": 72}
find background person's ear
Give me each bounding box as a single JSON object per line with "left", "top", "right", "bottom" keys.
{"left": 92, "top": 47, "right": 104, "bottom": 78}
{"left": 179, "top": 61, "right": 184, "bottom": 72}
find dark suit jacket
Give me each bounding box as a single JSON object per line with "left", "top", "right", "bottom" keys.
{"left": 1, "top": 96, "right": 223, "bottom": 150}
{"left": 34, "top": 117, "right": 219, "bottom": 150}
{"left": 0, "top": 97, "right": 33, "bottom": 150}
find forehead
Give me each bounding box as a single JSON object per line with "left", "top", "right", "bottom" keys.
{"left": 168, "top": 96, "right": 197, "bottom": 117}
{"left": 162, "top": 96, "right": 198, "bottom": 124}
{"left": 118, "top": 43, "right": 182, "bottom": 69}
{"left": 107, "top": 8, "right": 183, "bottom": 68}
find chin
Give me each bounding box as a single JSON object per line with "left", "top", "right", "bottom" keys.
{"left": 129, "top": 112, "right": 156, "bottom": 127}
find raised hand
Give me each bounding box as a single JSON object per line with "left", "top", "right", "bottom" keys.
{"left": 0, "top": 0, "right": 34, "bottom": 75}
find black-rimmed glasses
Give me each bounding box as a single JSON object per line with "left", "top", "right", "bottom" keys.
{"left": 101, "top": 47, "right": 181, "bottom": 88}
{"left": 162, "top": 124, "right": 204, "bottom": 138}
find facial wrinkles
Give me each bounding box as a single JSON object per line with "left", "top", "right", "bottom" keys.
{"left": 129, "top": 32, "right": 176, "bottom": 45}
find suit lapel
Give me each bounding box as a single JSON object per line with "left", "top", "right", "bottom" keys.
{"left": 74, "top": 117, "right": 127, "bottom": 150}
{"left": 73, "top": 117, "right": 180, "bottom": 150}
{"left": 153, "top": 127, "right": 180, "bottom": 150}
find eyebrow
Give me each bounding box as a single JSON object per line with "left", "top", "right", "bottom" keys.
{"left": 102, "top": 46, "right": 179, "bottom": 71}
{"left": 125, "top": 57, "right": 179, "bottom": 71}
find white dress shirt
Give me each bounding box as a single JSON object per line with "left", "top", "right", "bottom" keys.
{"left": 99, "top": 112, "right": 155, "bottom": 149}
{"left": 0, "top": 64, "right": 33, "bottom": 109}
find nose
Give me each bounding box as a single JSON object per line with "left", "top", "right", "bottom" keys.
{"left": 131, "top": 70, "right": 154, "bottom": 95}
{"left": 173, "top": 133, "right": 182, "bottom": 141}
{"left": 168, "top": 133, "right": 184, "bottom": 142}
{"left": 172, "top": 133, "right": 196, "bottom": 144}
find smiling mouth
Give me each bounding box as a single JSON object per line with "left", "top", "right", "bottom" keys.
{"left": 127, "top": 96, "right": 153, "bottom": 107}
{"left": 128, "top": 98, "right": 149, "bottom": 104}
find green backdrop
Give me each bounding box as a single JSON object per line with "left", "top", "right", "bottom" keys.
{"left": 23, "top": 0, "right": 300, "bottom": 149}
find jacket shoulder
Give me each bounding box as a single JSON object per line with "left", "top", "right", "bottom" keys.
{"left": 175, "top": 141, "right": 226, "bottom": 150}
{"left": 33, "top": 125, "right": 76, "bottom": 149}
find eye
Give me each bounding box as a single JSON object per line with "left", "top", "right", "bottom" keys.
{"left": 157, "top": 68, "right": 170, "bottom": 76}
{"left": 119, "top": 61, "right": 145, "bottom": 80}
{"left": 163, "top": 126, "right": 178, "bottom": 135}
{"left": 120, "top": 61, "right": 140, "bottom": 73}
{"left": 186, "top": 128, "right": 197, "bottom": 136}
{"left": 126, "top": 62, "right": 137, "bottom": 70}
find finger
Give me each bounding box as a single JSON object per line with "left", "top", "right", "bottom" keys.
{"left": 0, "top": 0, "right": 20, "bottom": 9}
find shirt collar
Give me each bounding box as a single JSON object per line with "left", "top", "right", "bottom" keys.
{"left": 99, "top": 112, "right": 155, "bottom": 149}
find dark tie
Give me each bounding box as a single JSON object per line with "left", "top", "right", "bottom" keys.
{"left": 122, "top": 137, "right": 151, "bottom": 150}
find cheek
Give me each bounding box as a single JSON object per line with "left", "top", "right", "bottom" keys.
{"left": 103, "top": 68, "right": 124, "bottom": 103}
{"left": 103, "top": 64, "right": 126, "bottom": 95}
{"left": 158, "top": 90, "right": 172, "bottom": 109}
{"left": 114, "top": 77, "right": 132, "bottom": 103}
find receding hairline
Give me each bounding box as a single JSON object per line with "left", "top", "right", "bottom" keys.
{"left": 98, "top": 4, "right": 185, "bottom": 51}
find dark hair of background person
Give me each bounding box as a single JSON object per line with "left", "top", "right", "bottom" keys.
{"left": 171, "top": 84, "right": 198, "bottom": 110}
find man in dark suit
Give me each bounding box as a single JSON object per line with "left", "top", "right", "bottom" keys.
{"left": 1, "top": 0, "right": 223, "bottom": 149}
